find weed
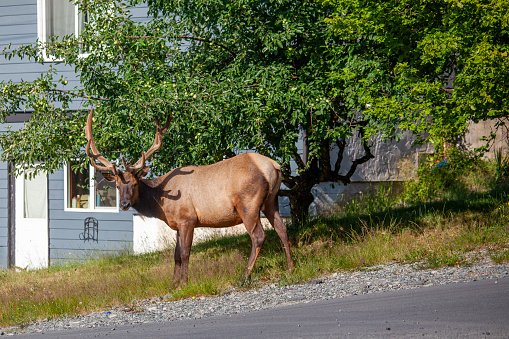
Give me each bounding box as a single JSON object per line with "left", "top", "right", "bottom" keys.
{"left": 401, "top": 146, "right": 486, "bottom": 202}
{"left": 491, "top": 249, "right": 509, "bottom": 264}
{"left": 494, "top": 148, "right": 509, "bottom": 182}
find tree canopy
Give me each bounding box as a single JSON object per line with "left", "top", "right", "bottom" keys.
{"left": 4, "top": 0, "right": 505, "bottom": 218}
{"left": 1, "top": 0, "right": 394, "bottom": 219}
{"left": 326, "top": 0, "right": 509, "bottom": 149}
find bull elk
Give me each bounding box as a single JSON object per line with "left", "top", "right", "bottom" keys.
{"left": 85, "top": 109, "right": 295, "bottom": 284}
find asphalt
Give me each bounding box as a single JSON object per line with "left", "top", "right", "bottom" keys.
{"left": 15, "top": 277, "right": 509, "bottom": 338}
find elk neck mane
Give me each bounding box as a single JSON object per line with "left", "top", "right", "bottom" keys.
{"left": 130, "top": 173, "right": 170, "bottom": 220}
{"left": 130, "top": 167, "right": 192, "bottom": 220}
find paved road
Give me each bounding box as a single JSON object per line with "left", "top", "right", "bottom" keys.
{"left": 17, "top": 277, "right": 509, "bottom": 338}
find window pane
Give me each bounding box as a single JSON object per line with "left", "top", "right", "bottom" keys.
{"left": 77, "top": 6, "right": 90, "bottom": 53}
{"left": 95, "top": 174, "right": 116, "bottom": 208}
{"left": 24, "top": 169, "right": 47, "bottom": 219}
{"left": 45, "top": 0, "right": 75, "bottom": 41}
{"left": 78, "top": 9, "right": 88, "bottom": 35}
{"left": 68, "top": 162, "right": 89, "bottom": 209}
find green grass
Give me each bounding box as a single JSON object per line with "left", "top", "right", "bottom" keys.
{"left": 491, "top": 249, "right": 509, "bottom": 264}
{"left": 1, "top": 165, "right": 509, "bottom": 327}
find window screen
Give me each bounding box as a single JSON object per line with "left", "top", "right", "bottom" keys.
{"left": 95, "top": 175, "right": 116, "bottom": 208}
{"left": 23, "top": 169, "right": 47, "bottom": 219}
{"left": 68, "top": 162, "right": 90, "bottom": 209}
{"left": 45, "top": 0, "right": 75, "bottom": 41}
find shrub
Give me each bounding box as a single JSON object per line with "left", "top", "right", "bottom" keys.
{"left": 401, "top": 146, "right": 483, "bottom": 202}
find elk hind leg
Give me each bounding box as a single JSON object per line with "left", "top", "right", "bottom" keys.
{"left": 237, "top": 203, "right": 266, "bottom": 278}
{"left": 263, "top": 198, "right": 295, "bottom": 271}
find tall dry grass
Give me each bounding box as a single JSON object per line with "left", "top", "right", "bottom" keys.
{"left": 0, "top": 249, "right": 245, "bottom": 326}
{"left": 2, "top": 152, "right": 509, "bottom": 327}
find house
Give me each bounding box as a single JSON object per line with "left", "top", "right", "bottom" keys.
{"left": 0, "top": 0, "right": 151, "bottom": 270}
{"left": 1, "top": 1, "right": 506, "bottom": 271}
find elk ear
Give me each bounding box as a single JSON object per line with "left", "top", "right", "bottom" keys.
{"left": 102, "top": 172, "right": 117, "bottom": 182}
{"left": 137, "top": 167, "right": 150, "bottom": 179}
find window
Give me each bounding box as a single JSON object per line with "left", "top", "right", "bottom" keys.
{"left": 22, "top": 168, "right": 47, "bottom": 219}
{"left": 37, "top": 0, "right": 88, "bottom": 60}
{"left": 65, "top": 162, "right": 118, "bottom": 212}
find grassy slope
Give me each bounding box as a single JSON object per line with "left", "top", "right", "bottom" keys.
{"left": 1, "top": 169, "right": 509, "bottom": 327}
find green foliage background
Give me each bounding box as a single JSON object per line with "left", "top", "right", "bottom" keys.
{"left": 326, "top": 0, "right": 509, "bottom": 147}
{"left": 1, "top": 0, "right": 508, "bottom": 217}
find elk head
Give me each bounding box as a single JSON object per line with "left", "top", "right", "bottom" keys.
{"left": 85, "top": 108, "right": 172, "bottom": 210}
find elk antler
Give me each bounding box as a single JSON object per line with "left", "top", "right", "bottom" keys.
{"left": 124, "top": 114, "right": 173, "bottom": 173}
{"left": 85, "top": 108, "right": 118, "bottom": 174}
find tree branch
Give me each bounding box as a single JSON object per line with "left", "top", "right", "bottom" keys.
{"left": 292, "top": 150, "right": 306, "bottom": 170}
{"left": 320, "top": 139, "right": 331, "bottom": 175}
{"left": 342, "top": 128, "right": 374, "bottom": 184}
{"left": 277, "top": 189, "right": 293, "bottom": 197}
{"left": 333, "top": 140, "right": 346, "bottom": 175}
{"left": 49, "top": 88, "right": 109, "bottom": 101}
{"left": 125, "top": 35, "right": 237, "bottom": 58}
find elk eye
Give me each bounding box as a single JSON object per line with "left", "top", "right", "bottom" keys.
{"left": 133, "top": 183, "right": 137, "bottom": 187}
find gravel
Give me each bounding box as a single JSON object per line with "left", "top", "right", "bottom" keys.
{"left": 2, "top": 253, "right": 509, "bottom": 336}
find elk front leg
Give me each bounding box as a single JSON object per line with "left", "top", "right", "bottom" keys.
{"left": 175, "top": 224, "right": 194, "bottom": 283}
{"left": 172, "top": 230, "right": 182, "bottom": 286}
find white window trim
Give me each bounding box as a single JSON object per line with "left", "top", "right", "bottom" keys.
{"left": 37, "top": 0, "right": 87, "bottom": 62}
{"left": 64, "top": 163, "right": 120, "bottom": 213}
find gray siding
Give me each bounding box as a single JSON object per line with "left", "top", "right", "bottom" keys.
{"left": 0, "top": 123, "right": 21, "bottom": 269}
{"left": 0, "top": 1, "right": 79, "bottom": 99}
{"left": 0, "top": 159, "right": 7, "bottom": 268}
{"left": 48, "top": 170, "right": 134, "bottom": 265}
{"left": 0, "top": 1, "right": 37, "bottom": 49}
{"left": 130, "top": 5, "right": 150, "bottom": 21}
{"left": 0, "top": 2, "right": 154, "bottom": 268}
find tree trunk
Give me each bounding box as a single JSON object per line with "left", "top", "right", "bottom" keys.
{"left": 288, "top": 188, "right": 315, "bottom": 224}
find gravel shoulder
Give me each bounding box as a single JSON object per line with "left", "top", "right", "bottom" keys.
{"left": 2, "top": 256, "right": 509, "bottom": 336}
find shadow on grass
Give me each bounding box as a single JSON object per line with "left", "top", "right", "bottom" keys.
{"left": 190, "top": 186, "right": 509, "bottom": 266}
{"left": 285, "top": 187, "right": 509, "bottom": 247}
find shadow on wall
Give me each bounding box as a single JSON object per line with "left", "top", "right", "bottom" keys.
{"left": 133, "top": 214, "right": 276, "bottom": 255}
{"left": 132, "top": 181, "right": 408, "bottom": 256}
{"left": 463, "top": 119, "right": 509, "bottom": 158}
{"left": 309, "top": 181, "right": 407, "bottom": 216}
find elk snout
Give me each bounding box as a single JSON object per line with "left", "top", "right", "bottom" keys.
{"left": 120, "top": 201, "right": 131, "bottom": 210}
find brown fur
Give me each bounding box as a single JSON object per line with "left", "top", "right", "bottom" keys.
{"left": 85, "top": 110, "right": 294, "bottom": 285}
{"left": 114, "top": 153, "right": 294, "bottom": 284}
